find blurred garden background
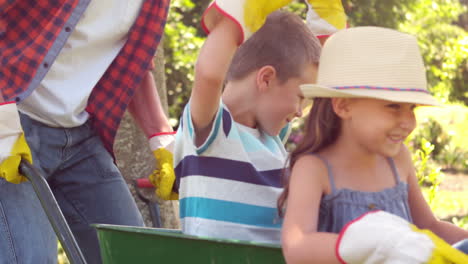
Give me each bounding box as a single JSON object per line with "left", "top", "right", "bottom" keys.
{"left": 163, "top": 0, "right": 468, "bottom": 227}
{"left": 58, "top": 0, "right": 467, "bottom": 262}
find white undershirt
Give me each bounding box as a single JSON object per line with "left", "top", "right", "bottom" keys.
{"left": 19, "top": 0, "right": 144, "bottom": 127}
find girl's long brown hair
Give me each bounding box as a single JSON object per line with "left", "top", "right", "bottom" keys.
{"left": 277, "top": 98, "right": 341, "bottom": 216}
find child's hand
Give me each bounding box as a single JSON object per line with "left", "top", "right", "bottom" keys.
{"left": 337, "top": 211, "right": 468, "bottom": 263}
{"left": 202, "top": 0, "right": 292, "bottom": 44}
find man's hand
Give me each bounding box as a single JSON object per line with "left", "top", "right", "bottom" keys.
{"left": 0, "top": 102, "right": 32, "bottom": 184}
{"left": 148, "top": 132, "right": 178, "bottom": 200}
{"left": 201, "top": 0, "right": 293, "bottom": 44}
{"left": 337, "top": 211, "right": 468, "bottom": 264}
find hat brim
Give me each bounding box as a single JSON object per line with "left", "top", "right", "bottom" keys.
{"left": 300, "top": 84, "right": 440, "bottom": 106}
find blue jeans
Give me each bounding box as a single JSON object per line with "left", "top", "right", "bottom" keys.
{"left": 453, "top": 238, "right": 468, "bottom": 254}
{"left": 0, "top": 113, "right": 144, "bottom": 264}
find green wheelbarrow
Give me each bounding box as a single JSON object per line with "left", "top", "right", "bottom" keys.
{"left": 20, "top": 160, "right": 286, "bottom": 264}
{"left": 95, "top": 224, "right": 285, "bottom": 264}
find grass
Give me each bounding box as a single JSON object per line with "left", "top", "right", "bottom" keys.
{"left": 423, "top": 187, "right": 468, "bottom": 220}
{"left": 428, "top": 192, "right": 468, "bottom": 230}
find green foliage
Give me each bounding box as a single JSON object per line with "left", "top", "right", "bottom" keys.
{"left": 284, "top": 1, "right": 307, "bottom": 16}
{"left": 452, "top": 216, "right": 468, "bottom": 229}
{"left": 409, "top": 111, "right": 468, "bottom": 171}
{"left": 409, "top": 138, "right": 444, "bottom": 205}
{"left": 410, "top": 137, "right": 468, "bottom": 230}
{"left": 164, "top": 0, "right": 468, "bottom": 123}
{"left": 285, "top": 117, "right": 305, "bottom": 152}
{"left": 413, "top": 104, "right": 468, "bottom": 170}
{"left": 164, "top": 0, "right": 208, "bottom": 126}
{"left": 422, "top": 187, "right": 468, "bottom": 223}
{"left": 408, "top": 105, "right": 468, "bottom": 225}
{"left": 343, "top": 0, "right": 418, "bottom": 28}
{"left": 411, "top": 117, "right": 450, "bottom": 158}
{"left": 398, "top": 0, "right": 468, "bottom": 105}
{"left": 439, "top": 144, "right": 468, "bottom": 171}
{"left": 416, "top": 104, "right": 468, "bottom": 151}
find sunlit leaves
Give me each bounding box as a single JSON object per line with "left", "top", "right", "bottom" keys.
{"left": 399, "top": 0, "right": 468, "bottom": 104}
{"left": 163, "top": 0, "right": 468, "bottom": 124}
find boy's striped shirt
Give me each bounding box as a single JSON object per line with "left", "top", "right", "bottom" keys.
{"left": 174, "top": 101, "right": 289, "bottom": 244}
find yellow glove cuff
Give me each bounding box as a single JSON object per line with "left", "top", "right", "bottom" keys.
{"left": 410, "top": 225, "right": 468, "bottom": 264}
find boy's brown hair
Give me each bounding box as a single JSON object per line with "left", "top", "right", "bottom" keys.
{"left": 226, "top": 11, "right": 321, "bottom": 83}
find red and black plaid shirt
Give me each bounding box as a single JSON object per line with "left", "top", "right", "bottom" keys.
{"left": 0, "top": 0, "right": 169, "bottom": 154}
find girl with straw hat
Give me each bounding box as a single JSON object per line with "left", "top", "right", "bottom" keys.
{"left": 279, "top": 26, "right": 468, "bottom": 263}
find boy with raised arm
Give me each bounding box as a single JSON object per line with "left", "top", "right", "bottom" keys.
{"left": 173, "top": 2, "right": 324, "bottom": 244}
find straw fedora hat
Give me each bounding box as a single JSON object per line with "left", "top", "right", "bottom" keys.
{"left": 300, "top": 26, "right": 439, "bottom": 106}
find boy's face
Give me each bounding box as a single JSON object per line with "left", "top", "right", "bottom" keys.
{"left": 256, "top": 64, "right": 317, "bottom": 136}
{"left": 344, "top": 98, "right": 417, "bottom": 157}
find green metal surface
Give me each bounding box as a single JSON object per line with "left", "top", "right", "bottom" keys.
{"left": 94, "top": 224, "right": 286, "bottom": 264}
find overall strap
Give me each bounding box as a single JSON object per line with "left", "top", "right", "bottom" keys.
{"left": 386, "top": 157, "right": 401, "bottom": 184}
{"left": 313, "top": 154, "right": 338, "bottom": 193}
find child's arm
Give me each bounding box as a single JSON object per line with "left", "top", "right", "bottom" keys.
{"left": 282, "top": 155, "right": 341, "bottom": 264}
{"left": 190, "top": 17, "right": 241, "bottom": 146}
{"left": 402, "top": 146, "right": 468, "bottom": 244}
{"left": 192, "top": 0, "right": 293, "bottom": 145}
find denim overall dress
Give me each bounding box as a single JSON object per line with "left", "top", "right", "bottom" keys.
{"left": 315, "top": 155, "right": 413, "bottom": 233}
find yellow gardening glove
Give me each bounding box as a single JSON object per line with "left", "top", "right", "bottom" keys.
{"left": 306, "top": 0, "right": 347, "bottom": 39}
{"left": 148, "top": 132, "right": 178, "bottom": 200}
{"left": 337, "top": 211, "right": 468, "bottom": 264}
{"left": 0, "top": 102, "right": 32, "bottom": 184}
{"left": 243, "top": 0, "right": 293, "bottom": 33}
{"left": 201, "top": 0, "right": 292, "bottom": 43}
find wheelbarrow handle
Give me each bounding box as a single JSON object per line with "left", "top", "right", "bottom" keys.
{"left": 19, "top": 160, "right": 87, "bottom": 264}
{"left": 133, "top": 178, "right": 162, "bottom": 228}
{"left": 135, "top": 178, "right": 154, "bottom": 188}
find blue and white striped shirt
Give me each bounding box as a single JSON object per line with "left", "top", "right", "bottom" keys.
{"left": 174, "top": 101, "right": 289, "bottom": 244}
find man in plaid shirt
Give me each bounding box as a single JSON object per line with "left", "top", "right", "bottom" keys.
{"left": 0, "top": 1, "right": 173, "bottom": 263}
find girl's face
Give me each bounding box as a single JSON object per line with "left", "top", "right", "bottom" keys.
{"left": 345, "top": 98, "right": 417, "bottom": 157}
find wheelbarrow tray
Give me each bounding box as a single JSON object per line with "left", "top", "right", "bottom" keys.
{"left": 94, "top": 224, "right": 286, "bottom": 264}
